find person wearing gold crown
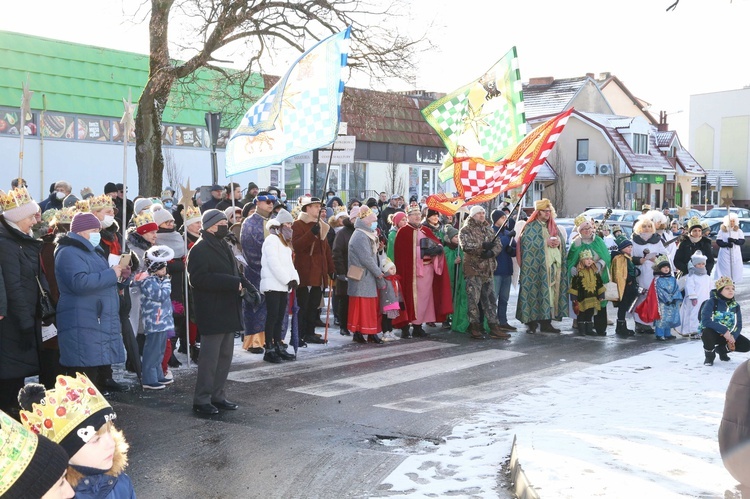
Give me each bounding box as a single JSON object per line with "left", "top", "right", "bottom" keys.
{"left": 54, "top": 212, "right": 126, "bottom": 392}
{"left": 516, "top": 199, "right": 569, "bottom": 333}
{"left": 0, "top": 408, "right": 73, "bottom": 499}
{"left": 700, "top": 277, "right": 748, "bottom": 366}
{"left": 0, "top": 186, "right": 45, "bottom": 419}
{"left": 18, "top": 373, "right": 136, "bottom": 497}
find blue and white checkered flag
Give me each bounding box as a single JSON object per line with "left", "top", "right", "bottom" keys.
{"left": 226, "top": 27, "right": 350, "bottom": 175}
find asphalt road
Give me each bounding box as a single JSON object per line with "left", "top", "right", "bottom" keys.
{"left": 111, "top": 270, "right": 750, "bottom": 499}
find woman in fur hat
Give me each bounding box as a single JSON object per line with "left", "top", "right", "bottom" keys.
{"left": 715, "top": 213, "right": 745, "bottom": 283}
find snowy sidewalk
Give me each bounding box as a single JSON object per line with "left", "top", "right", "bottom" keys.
{"left": 377, "top": 341, "right": 748, "bottom": 498}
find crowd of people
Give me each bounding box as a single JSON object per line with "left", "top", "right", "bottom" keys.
{"left": 1, "top": 178, "right": 748, "bottom": 408}
{"left": 1, "top": 175, "right": 750, "bottom": 496}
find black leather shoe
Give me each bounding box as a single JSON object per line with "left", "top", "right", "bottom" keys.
{"left": 297, "top": 338, "right": 308, "bottom": 348}
{"left": 339, "top": 328, "right": 351, "bottom": 336}
{"left": 248, "top": 347, "right": 265, "bottom": 354}
{"left": 304, "top": 335, "right": 326, "bottom": 344}
{"left": 276, "top": 346, "right": 296, "bottom": 361}
{"left": 412, "top": 325, "right": 428, "bottom": 337}
{"left": 352, "top": 332, "right": 367, "bottom": 344}
{"left": 263, "top": 350, "right": 282, "bottom": 363}
{"left": 212, "top": 400, "right": 239, "bottom": 411}
{"left": 367, "top": 334, "right": 384, "bottom": 344}
{"left": 193, "top": 404, "right": 219, "bottom": 415}
{"left": 315, "top": 319, "right": 326, "bottom": 328}
{"left": 102, "top": 378, "right": 130, "bottom": 392}
{"left": 539, "top": 321, "right": 561, "bottom": 333}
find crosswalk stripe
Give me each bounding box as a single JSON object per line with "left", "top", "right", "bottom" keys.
{"left": 227, "top": 341, "right": 456, "bottom": 383}
{"left": 288, "top": 349, "right": 525, "bottom": 398}
{"left": 374, "top": 361, "right": 592, "bottom": 413}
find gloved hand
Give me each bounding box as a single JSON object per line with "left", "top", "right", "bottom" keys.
{"left": 288, "top": 280, "right": 298, "bottom": 290}
{"left": 507, "top": 230, "right": 516, "bottom": 238}
{"left": 482, "top": 241, "right": 494, "bottom": 251}
{"left": 310, "top": 223, "right": 320, "bottom": 236}
{"left": 336, "top": 274, "right": 348, "bottom": 282}
{"left": 433, "top": 244, "right": 444, "bottom": 255}
{"left": 734, "top": 238, "right": 744, "bottom": 245}
{"left": 480, "top": 249, "right": 494, "bottom": 259}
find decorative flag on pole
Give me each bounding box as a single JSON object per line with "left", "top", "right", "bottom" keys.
{"left": 18, "top": 74, "right": 34, "bottom": 179}
{"left": 422, "top": 47, "right": 525, "bottom": 183}
{"left": 427, "top": 108, "right": 573, "bottom": 216}
{"left": 225, "top": 27, "right": 351, "bottom": 175}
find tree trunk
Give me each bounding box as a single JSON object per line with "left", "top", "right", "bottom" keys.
{"left": 135, "top": 83, "right": 169, "bottom": 197}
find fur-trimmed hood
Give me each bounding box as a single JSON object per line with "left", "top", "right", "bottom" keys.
{"left": 67, "top": 426, "right": 129, "bottom": 488}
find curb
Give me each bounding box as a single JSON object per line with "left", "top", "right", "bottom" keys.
{"left": 509, "top": 435, "right": 540, "bottom": 499}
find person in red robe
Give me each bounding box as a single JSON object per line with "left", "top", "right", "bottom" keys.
{"left": 393, "top": 206, "right": 453, "bottom": 338}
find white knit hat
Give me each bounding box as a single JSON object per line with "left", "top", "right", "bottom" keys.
{"left": 151, "top": 205, "right": 174, "bottom": 226}
{"left": 469, "top": 205, "right": 485, "bottom": 218}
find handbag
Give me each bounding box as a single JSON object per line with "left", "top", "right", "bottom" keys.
{"left": 35, "top": 275, "right": 56, "bottom": 322}
{"left": 603, "top": 282, "right": 619, "bottom": 301}
{"left": 347, "top": 264, "right": 364, "bottom": 281}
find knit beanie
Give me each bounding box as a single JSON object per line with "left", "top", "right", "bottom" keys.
{"left": 469, "top": 205, "right": 485, "bottom": 218}
{"left": 201, "top": 209, "right": 226, "bottom": 230}
{"left": 70, "top": 212, "right": 102, "bottom": 234}
{"left": 381, "top": 257, "right": 396, "bottom": 273}
{"left": 18, "top": 374, "right": 115, "bottom": 458}
{"left": 616, "top": 235, "right": 633, "bottom": 250}
{"left": 0, "top": 410, "right": 69, "bottom": 499}
{"left": 0, "top": 187, "right": 40, "bottom": 223}
{"left": 274, "top": 208, "right": 294, "bottom": 225}
{"left": 349, "top": 206, "right": 361, "bottom": 220}
{"left": 391, "top": 211, "right": 406, "bottom": 227}
{"left": 151, "top": 205, "right": 174, "bottom": 226}
{"left": 133, "top": 197, "right": 153, "bottom": 215}
{"left": 490, "top": 209, "right": 506, "bottom": 225}
{"left": 103, "top": 182, "right": 118, "bottom": 195}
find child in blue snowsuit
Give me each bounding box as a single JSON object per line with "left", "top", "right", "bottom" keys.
{"left": 652, "top": 254, "right": 682, "bottom": 340}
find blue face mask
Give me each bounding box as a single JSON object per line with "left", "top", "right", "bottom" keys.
{"left": 163, "top": 201, "right": 173, "bottom": 209}
{"left": 88, "top": 232, "right": 101, "bottom": 246}
{"left": 280, "top": 196, "right": 287, "bottom": 202}
{"left": 370, "top": 221, "right": 378, "bottom": 231}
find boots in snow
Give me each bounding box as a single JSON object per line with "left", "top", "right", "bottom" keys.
{"left": 717, "top": 344, "right": 731, "bottom": 362}
{"left": 615, "top": 320, "right": 635, "bottom": 337}
{"left": 704, "top": 349, "right": 716, "bottom": 366}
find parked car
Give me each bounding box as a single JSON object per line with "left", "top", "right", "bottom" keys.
{"left": 667, "top": 208, "right": 702, "bottom": 222}
{"left": 555, "top": 218, "right": 633, "bottom": 243}
{"left": 707, "top": 219, "right": 750, "bottom": 261}
{"left": 579, "top": 208, "right": 641, "bottom": 223}
{"left": 702, "top": 207, "right": 750, "bottom": 221}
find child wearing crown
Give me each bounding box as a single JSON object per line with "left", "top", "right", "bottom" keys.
{"left": 569, "top": 249, "right": 606, "bottom": 336}
{"left": 652, "top": 255, "right": 682, "bottom": 341}
{"left": 678, "top": 251, "right": 711, "bottom": 338}
{"left": 701, "top": 277, "right": 749, "bottom": 366}
{"left": 17, "top": 373, "right": 136, "bottom": 498}
{"left": 135, "top": 245, "right": 176, "bottom": 390}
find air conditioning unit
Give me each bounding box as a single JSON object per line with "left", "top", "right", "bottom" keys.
{"left": 575, "top": 160, "right": 596, "bottom": 175}
{"left": 598, "top": 163, "right": 612, "bottom": 175}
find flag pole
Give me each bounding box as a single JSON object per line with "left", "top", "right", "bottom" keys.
{"left": 183, "top": 226, "right": 191, "bottom": 368}
{"left": 19, "top": 74, "right": 33, "bottom": 181}
{"left": 491, "top": 183, "right": 532, "bottom": 242}
{"left": 121, "top": 90, "right": 135, "bottom": 250}
{"left": 39, "top": 94, "right": 47, "bottom": 199}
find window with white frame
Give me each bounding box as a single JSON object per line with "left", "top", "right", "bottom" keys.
{"left": 633, "top": 133, "right": 648, "bottom": 154}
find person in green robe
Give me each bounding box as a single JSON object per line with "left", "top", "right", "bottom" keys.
{"left": 516, "top": 199, "right": 568, "bottom": 333}
{"left": 566, "top": 217, "right": 612, "bottom": 335}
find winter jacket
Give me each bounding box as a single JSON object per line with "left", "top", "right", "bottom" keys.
{"left": 292, "top": 213, "right": 335, "bottom": 287}
{"left": 260, "top": 234, "right": 299, "bottom": 293}
{"left": 494, "top": 227, "right": 516, "bottom": 276}
{"left": 347, "top": 222, "right": 385, "bottom": 298}
{"left": 136, "top": 274, "right": 174, "bottom": 334}
{"left": 700, "top": 289, "right": 742, "bottom": 337}
{"left": 719, "top": 360, "right": 750, "bottom": 488}
{"left": 458, "top": 216, "right": 501, "bottom": 277}
{"left": 0, "top": 216, "right": 44, "bottom": 379}
{"left": 187, "top": 231, "right": 243, "bottom": 335}
{"left": 332, "top": 220, "right": 355, "bottom": 296}
{"left": 54, "top": 232, "right": 124, "bottom": 367}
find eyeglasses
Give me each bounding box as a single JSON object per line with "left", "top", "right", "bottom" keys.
{"left": 539, "top": 209, "right": 551, "bottom": 213}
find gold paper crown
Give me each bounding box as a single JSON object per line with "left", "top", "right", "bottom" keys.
{"left": 41, "top": 208, "right": 59, "bottom": 223}
{"left": 652, "top": 254, "right": 671, "bottom": 270}
{"left": 88, "top": 194, "right": 115, "bottom": 212}
{"left": 358, "top": 206, "right": 374, "bottom": 219}
{"left": 642, "top": 204, "right": 651, "bottom": 211}
{"left": 687, "top": 216, "right": 702, "bottom": 230}
{"left": 574, "top": 215, "right": 587, "bottom": 228}
{"left": 183, "top": 205, "right": 201, "bottom": 222}
{"left": 53, "top": 207, "right": 76, "bottom": 225}
{"left": 133, "top": 211, "right": 155, "bottom": 228}
{"left": 579, "top": 249, "right": 594, "bottom": 260}
{"left": 19, "top": 374, "right": 112, "bottom": 446}
{"left": 0, "top": 410, "right": 39, "bottom": 496}
{"left": 75, "top": 199, "right": 90, "bottom": 213}
{"left": 0, "top": 187, "right": 33, "bottom": 212}
{"left": 715, "top": 276, "right": 734, "bottom": 291}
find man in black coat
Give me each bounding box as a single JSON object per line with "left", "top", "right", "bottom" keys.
{"left": 187, "top": 209, "right": 259, "bottom": 415}
{"left": 673, "top": 218, "right": 715, "bottom": 276}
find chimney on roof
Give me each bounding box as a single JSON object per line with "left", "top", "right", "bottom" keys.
{"left": 586, "top": 73, "right": 595, "bottom": 79}
{"left": 657, "top": 110, "right": 669, "bottom": 132}
{"left": 599, "top": 72, "right": 611, "bottom": 80}
{"left": 528, "top": 76, "right": 554, "bottom": 86}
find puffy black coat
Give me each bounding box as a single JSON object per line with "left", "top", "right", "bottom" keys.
{"left": 187, "top": 231, "right": 243, "bottom": 335}
{"left": 0, "top": 216, "right": 43, "bottom": 379}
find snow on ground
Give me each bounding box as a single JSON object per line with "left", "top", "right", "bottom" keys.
{"left": 378, "top": 341, "right": 749, "bottom": 498}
